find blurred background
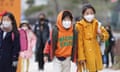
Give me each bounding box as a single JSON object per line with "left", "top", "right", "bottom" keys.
{"left": 21, "top": 0, "right": 120, "bottom": 31}
{"left": 0, "top": 0, "right": 120, "bottom": 72}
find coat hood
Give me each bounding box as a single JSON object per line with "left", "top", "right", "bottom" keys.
{"left": 56, "top": 10, "right": 73, "bottom": 32}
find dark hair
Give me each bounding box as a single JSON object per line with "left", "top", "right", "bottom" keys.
{"left": 106, "top": 25, "right": 111, "bottom": 31}
{"left": 62, "top": 11, "right": 73, "bottom": 21}
{"left": 38, "top": 13, "right": 47, "bottom": 24}
{"left": 82, "top": 4, "right": 96, "bottom": 15}
{"left": 1, "top": 12, "right": 19, "bottom": 35}
{"left": 39, "top": 13, "right": 46, "bottom": 18}
{"left": 19, "top": 23, "right": 31, "bottom": 30}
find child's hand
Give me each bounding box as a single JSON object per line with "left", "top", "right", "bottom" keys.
{"left": 98, "top": 22, "right": 102, "bottom": 34}
{"left": 97, "top": 28, "right": 101, "bottom": 34}
{"left": 44, "top": 56, "right": 48, "bottom": 63}
{"left": 12, "top": 61, "right": 18, "bottom": 67}
{"left": 79, "top": 60, "right": 86, "bottom": 65}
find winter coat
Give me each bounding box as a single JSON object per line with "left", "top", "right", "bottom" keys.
{"left": 20, "top": 30, "right": 36, "bottom": 59}
{"left": 76, "top": 19, "right": 109, "bottom": 71}
{"left": 0, "top": 30, "right": 20, "bottom": 72}
{"left": 44, "top": 11, "right": 77, "bottom": 62}
{"left": 34, "top": 21, "right": 49, "bottom": 61}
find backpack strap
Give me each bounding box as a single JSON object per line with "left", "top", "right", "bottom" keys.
{"left": 52, "top": 25, "right": 58, "bottom": 56}
{"left": 12, "top": 32, "right": 15, "bottom": 41}
{"left": 71, "top": 25, "right": 78, "bottom": 62}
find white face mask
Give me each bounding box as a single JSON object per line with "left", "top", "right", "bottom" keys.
{"left": 2, "top": 21, "right": 12, "bottom": 28}
{"left": 62, "top": 20, "right": 72, "bottom": 29}
{"left": 84, "top": 14, "right": 95, "bottom": 22}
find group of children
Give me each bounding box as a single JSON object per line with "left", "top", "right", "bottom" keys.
{"left": 0, "top": 12, "right": 36, "bottom": 72}
{"left": 0, "top": 4, "right": 109, "bottom": 72}
{"left": 43, "top": 4, "right": 109, "bottom": 72}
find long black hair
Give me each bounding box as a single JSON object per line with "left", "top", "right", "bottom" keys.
{"left": 1, "top": 12, "right": 19, "bottom": 35}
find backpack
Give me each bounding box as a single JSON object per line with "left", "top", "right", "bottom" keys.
{"left": 12, "top": 29, "right": 28, "bottom": 51}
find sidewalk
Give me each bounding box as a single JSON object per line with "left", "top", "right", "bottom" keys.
{"left": 28, "top": 56, "right": 120, "bottom": 72}
{"left": 28, "top": 32, "right": 120, "bottom": 72}
{"left": 101, "top": 68, "right": 120, "bottom": 72}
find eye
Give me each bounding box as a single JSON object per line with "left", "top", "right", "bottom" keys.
{"left": 90, "top": 12, "right": 94, "bottom": 15}
{"left": 86, "top": 12, "right": 90, "bottom": 15}
{"left": 84, "top": 12, "right": 90, "bottom": 15}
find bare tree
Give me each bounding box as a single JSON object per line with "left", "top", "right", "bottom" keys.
{"left": 26, "top": 0, "right": 35, "bottom": 8}
{"left": 54, "top": 0, "right": 59, "bottom": 14}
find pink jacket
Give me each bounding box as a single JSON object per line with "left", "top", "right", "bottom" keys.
{"left": 20, "top": 30, "right": 36, "bottom": 59}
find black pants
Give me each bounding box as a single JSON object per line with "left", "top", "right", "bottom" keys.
{"left": 105, "top": 50, "right": 114, "bottom": 67}
{"left": 35, "top": 42, "right": 45, "bottom": 70}
{"left": 36, "top": 53, "right": 44, "bottom": 70}
{"left": 102, "top": 55, "right": 106, "bottom": 64}
{"left": 38, "top": 53, "right": 44, "bottom": 70}
{"left": 12, "top": 67, "right": 17, "bottom": 72}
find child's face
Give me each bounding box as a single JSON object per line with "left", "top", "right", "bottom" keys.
{"left": 83, "top": 8, "right": 95, "bottom": 22}
{"left": 62, "top": 16, "right": 72, "bottom": 29}
{"left": 2, "top": 16, "right": 12, "bottom": 23}
{"left": 2, "top": 16, "right": 12, "bottom": 28}
{"left": 106, "top": 26, "right": 110, "bottom": 30}
{"left": 1, "top": 16, "right": 13, "bottom": 32}
{"left": 21, "top": 24, "right": 28, "bottom": 30}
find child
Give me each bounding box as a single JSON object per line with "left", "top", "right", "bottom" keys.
{"left": 105, "top": 25, "right": 115, "bottom": 68}
{"left": 44, "top": 10, "right": 77, "bottom": 72}
{"left": 76, "top": 4, "right": 109, "bottom": 72}
{"left": 20, "top": 20, "right": 36, "bottom": 59}
{"left": 0, "top": 12, "right": 20, "bottom": 72}
{"left": 17, "top": 20, "right": 36, "bottom": 72}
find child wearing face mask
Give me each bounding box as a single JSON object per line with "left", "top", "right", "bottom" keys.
{"left": 0, "top": 12, "right": 20, "bottom": 72}
{"left": 76, "top": 4, "right": 109, "bottom": 72}
{"left": 43, "top": 10, "right": 77, "bottom": 72}
{"left": 16, "top": 20, "right": 36, "bottom": 72}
